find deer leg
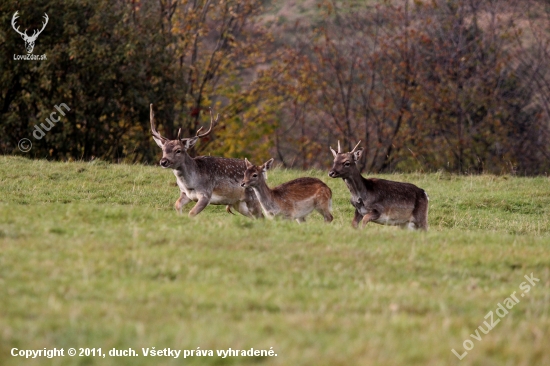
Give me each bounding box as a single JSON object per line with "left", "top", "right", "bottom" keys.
{"left": 296, "top": 217, "right": 306, "bottom": 224}
{"left": 361, "top": 210, "right": 381, "bottom": 229}
{"left": 249, "top": 204, "right": 264, "bottom": 219}
{"left": 315, "top": 207, "right": 333, "bottom": 223}
{"left": 244, "top": 188, "right": 264, "bottom": 219}
{"left": 321, "top": 210, "right": 333, "bottom": 223}
{"left": 315, "top": 198, "right": 333, "bottom": 223}
{"left": 188, "top": 194, "right": 211, "bottom": 217}
{"left": 352, "top": 209, "right": 363, "bottom": 228}
{"left": 412, "top": 193, "right": 429, "bottom": 231}
{"left": 175, "top": 192, "right": 191, "bottom": 215}
{"left": 232, "top": 201, "right": 255, "bottom": 219}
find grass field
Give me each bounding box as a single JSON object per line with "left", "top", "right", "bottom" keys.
{"left": 0, "top": 155, "right": 549, "bottom": 365}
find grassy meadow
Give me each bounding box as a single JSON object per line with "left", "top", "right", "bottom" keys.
{"left": 0, "top": 155, "right": 549, "bottom": 365}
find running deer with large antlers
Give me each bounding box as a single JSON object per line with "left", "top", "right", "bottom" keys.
{"left": 328, "top": 141, "right": 429, "bottom": 230}
{"left": 12, "top": 11, "right": 48, "bottom": 54}
{"left": 241, "top": 158, "right": 333, "bottom": 223}
{"left": 150, "top": 104, "right": 263, "bottom": 218}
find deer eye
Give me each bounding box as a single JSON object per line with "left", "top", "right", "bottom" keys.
{"left": 175, "top": 149, "right": 181, "bottom": 154}
{"left": 252, "top": 173, "right": 258, "bottom": 177}
{"left": 344, "top": 161, "right": 351, "bottom": 167}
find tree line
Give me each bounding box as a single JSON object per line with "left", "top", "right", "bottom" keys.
{"left": 1, "top": 0, "right": 549, "bottom": 174}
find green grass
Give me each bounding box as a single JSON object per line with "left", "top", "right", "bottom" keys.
{"left": 0, "top": 156, "right": 549, "bottom": 365}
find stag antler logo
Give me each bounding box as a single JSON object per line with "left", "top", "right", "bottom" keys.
{"left": 11, "top": 11, "right": 49, "bottom": 54}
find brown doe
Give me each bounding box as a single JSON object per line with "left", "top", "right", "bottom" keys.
{"left": 241, "top": 158, "right": 333, "bottom": 223}
{"left": 150, "top": 104, "right": 262, "bottom": 218}
{"left": 328, "top": 141, "right": 429, "bottom": 230}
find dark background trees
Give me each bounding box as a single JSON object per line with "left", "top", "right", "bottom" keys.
{"left": 1, "top": 0, "right": 174, "bottom": 162}
{"left": 1, "top": 0, "right": 549, "bottom": 174}
{"left": 270, "top": 0, "right": 550, "bottom": 174}
{"left": 1, "top": 0, "right": 273, "bottom": 162}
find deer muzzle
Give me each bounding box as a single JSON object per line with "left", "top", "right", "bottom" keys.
{"left": 328, "top": 170, "right": 339, "bottom": 178}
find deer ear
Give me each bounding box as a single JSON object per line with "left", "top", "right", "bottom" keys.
{"left": 152, "top": 136, "right": 165, "bottom": 148}
{"left": 263, "top": 158, "right": 274, "bottom": 171}
{"left": 183, "top": 136, "right": 199, "bottom": 150}
{"left": 261, "top": 158, "right": 274, "bottom": 180}
{"left": 352, "top": 148, "right": 363, "bottom": 161}
{"left": 244, "top": 158, "right": 253, "bottom": 169}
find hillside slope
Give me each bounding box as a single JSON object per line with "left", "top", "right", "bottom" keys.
{"left": 0, "top": 156, "right": 549, "bottom": 365}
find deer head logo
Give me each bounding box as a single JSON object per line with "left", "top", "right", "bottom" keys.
{"left": 11, "top": 11, "right": 49, "bottom": 54}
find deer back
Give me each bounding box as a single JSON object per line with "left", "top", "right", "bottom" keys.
{"left": 361, "top": 177, "right": 425, "bottom": 207}
{"left": 242, "top": 158, "right": 332, "bottom": 219}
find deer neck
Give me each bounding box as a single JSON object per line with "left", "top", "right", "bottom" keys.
{"left": 172, "top": 152, "right": 198, "bottom": 184}
{"left": 343, "top": 168, "right": 368, "bottom": 199}
{"left": 251, "top": 179, "right": 279, "bottom": 214}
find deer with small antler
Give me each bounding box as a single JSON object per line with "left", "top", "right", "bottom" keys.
{"left": 150, "top": 104, "right": 263, "bottom": 218}
{"left": 12, "top": 11, "right": 48, "bottom": 54}
{"left": 329, "top": 141, "right": 429, "bottom": 230}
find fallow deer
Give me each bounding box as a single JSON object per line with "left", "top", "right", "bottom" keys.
{"left": 328, "top": 141, "right": 429, "bottom": 230}
{"left": 150, "top": 104, "right": 263, "bottom": 218}
{"left": 241, "top": 158, "right": 333, "bottom": 223}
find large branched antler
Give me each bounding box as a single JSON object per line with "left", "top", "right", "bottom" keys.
{"left": 150, "top": 104, "right": 167, "bottom": 143}
{"left": 195, "top": 108, "right": 217, "bottom": 138}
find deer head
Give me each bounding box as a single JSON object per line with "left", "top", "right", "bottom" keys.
{"left": 240, "top": 158, "right": 274, "bottom": 188}
{"left": 12, "top": 11, "right": 49, "bottom": 54}
{"left": 328, "top": 141, "right": 363, "bottom": 178}
{"left": 150, "top": 104, "right": 216, "bottom": 169}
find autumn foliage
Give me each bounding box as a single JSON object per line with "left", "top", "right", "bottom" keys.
{"left": 268, "top": 0, "right": 550, "bottom": 174}
{"left": 1, "top": 0, "right": 549, "bottom": 174}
